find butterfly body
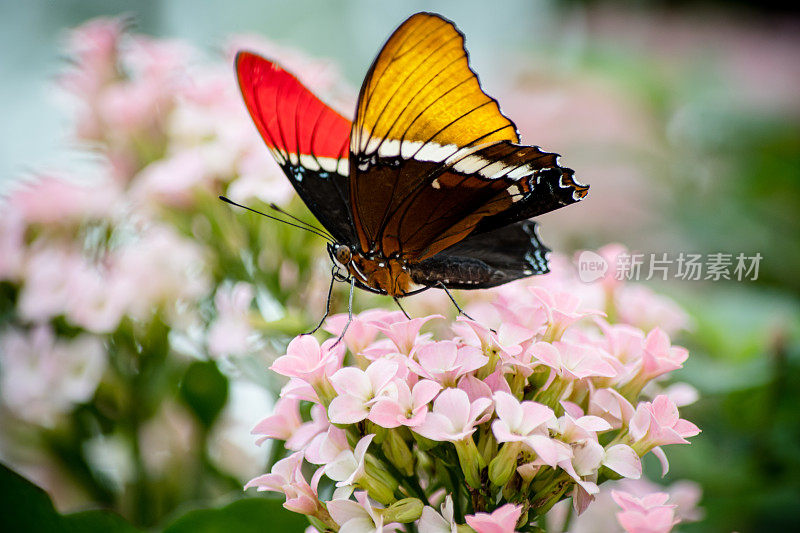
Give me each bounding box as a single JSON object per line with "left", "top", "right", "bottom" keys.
{"left": 235, "top": 12, "right": 588, "bottom": 299}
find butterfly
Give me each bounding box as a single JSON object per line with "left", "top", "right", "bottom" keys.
{"left": 231, "top": 12, "right": 588, "bottom": 315}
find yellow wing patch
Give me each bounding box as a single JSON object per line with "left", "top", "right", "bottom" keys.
{"left": 352, "top": 13, "right": 519, "bottom": 161}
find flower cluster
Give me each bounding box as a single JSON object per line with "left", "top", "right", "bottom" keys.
{"left": 248, "top": 272, "right": 699, "bottom": 532}
{"left": 0, "top": 16, "right": 349, "bottom": 519}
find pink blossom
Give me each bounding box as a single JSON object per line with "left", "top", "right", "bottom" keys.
{"left": 556, "top": 410, "right": 612, "bottom": 443}
{"left": 530, "top": 286, "right": 603, "bottom": 340}
{"left": 0, "top": 326, "right": 106, "bottom": 427}
{"left": 112, "top": 226, "right": 209, "bottom": 320}
{"left": 328, "top": 359, "right": 399, "bottom": 424}
{"left": 60, "top": 17, "right": 123, "bottom": 98}
{"left": 413, "top": 388, "right": 492, "bottom": 442}
{"left": 612, "top": 490, "right": 679, "bottom": 533}
{"left": 636, "top": 329, "right": 689, "bottom": 382}
{"left": 615, "top": 285, "right": 690, "bottom": 336}
{"left": 629, "top": 396, "right": 700, "bottom": 453}
{"left": 492, "top": 392, "right": 568, "bottom": 466}
{"left": 208, "top": 282, "right": 255, "bottom": 358}
{"left": 595, "top": 321, "right": 647, "bottom": 365}
{"left": 588, "top": 388, "right": 636, "bottom": 429}
{"left": 328, "top": 491, "right": 387, "bottom": 532}
{"left": 252, "top": 399, "right": 328, "bottom": 451}
{"left": 245, "top": 451, "right": 323, "bottom": 516}
{"left": 324, "top": 310, "right": 386, "bottom": 356}
{"left": 408, "top": 340, "right": 488, "bottom": 386}
{"left": 370, "top": 312, "right": 442, "bottom": 354}
{"left": 531, "top": 340, "right": 617, "bottom": 382}
{"left": 325, "top": 434, "right": 375, "bottom": 488}
{"left": 419, "top": 496, "right": 457, "bottom": 533}
{"left": 131, "top": 148, "right": 213, "bottom": 209}
{"left": 369, "top": 379, "right": 441, "bottom": 428}
{"left": 0, "top": 209, "right": 24, "bottom": 281}
{"left": 465, "top": 503, "right": 523, "bottom": 533}
{"left": 270, "top": 335, "right": 344, "bottom": 392}
{"left": 603, "top": 445, "right": 643, "bottom": 480}
{"left": 9, "top": 175, "right": 119, "bottom": 226}
{"left": 305, "top": 426, "right": 349, "bottom": 465}
{"left": 454, "top": 318, "right": 527, "bottom": 358}
{"left": 251, "top": 397, "right": 301, "bottom": 445}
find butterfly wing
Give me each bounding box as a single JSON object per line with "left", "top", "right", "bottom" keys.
{"left": 236, "top": 52, "right": 356, "bottom": 243}
{"left": 349, "top": 13, "right": 587, "bottom": 261}
{"left": 409, "top": 220, "right": 549, "bottom": 290}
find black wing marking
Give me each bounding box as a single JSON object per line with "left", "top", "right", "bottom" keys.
{"left": 409, "top": 220, "right": 550, "bottom": 290}
{"left": 236, "top": 51, "right": 357, "bottom": 244}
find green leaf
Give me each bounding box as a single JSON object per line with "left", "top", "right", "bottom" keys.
{"left": 0, "top": 462, "right": 141, "bottom": 532}
{"left": 180, "top": 360, "right": 229, "bottom": 428}
{"left": 163, "top": 497, "right": 308, "bottom": 533}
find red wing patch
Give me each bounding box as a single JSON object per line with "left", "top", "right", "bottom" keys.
{"left": 236, "top": 51, "right": 351, "bottom": 176}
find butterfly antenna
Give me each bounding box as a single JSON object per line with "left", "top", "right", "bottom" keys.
{"left": 219, "top": 196, "right": 334, "bottom": 242}
{"left": 268, "top": 202, "right": 335, "bottom": 242}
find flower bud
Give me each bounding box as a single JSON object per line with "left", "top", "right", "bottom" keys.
{"left": 362, "top": 454, "right": 399, "bottom": 505}
{"left": 454, "top": 438, "right": 486, "bottom": 489}
{"left": 381, "top": 497, "right": 424, "bottom": 523}
{"left": 412, "top": 431, "right": 437, "bottom": 451}
{"left": 489, "top": 441, "right": 521, "bottom": 487}
{"left": 382, "top": 429, "right": 414, "bottom": 477}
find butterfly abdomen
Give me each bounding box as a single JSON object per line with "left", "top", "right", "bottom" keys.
{"left": 410, "top": 255, "right": 504, "bottom": 289}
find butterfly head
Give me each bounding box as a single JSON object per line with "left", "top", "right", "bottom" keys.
{"left": 328, "top": 243, "right": 353, "bottom": 277}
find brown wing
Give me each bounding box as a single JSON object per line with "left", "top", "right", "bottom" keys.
{"left": 349, "top": 12, "right": 587, "bottom": 260}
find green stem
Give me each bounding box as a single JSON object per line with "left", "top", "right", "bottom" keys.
{"left": 446, "top": 464, "right": 465, "bottom": 523}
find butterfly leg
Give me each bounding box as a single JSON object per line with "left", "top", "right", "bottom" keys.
{"left": 332, "top": 278, "right": 355, "bottom": 347}
{"left": 305, "top": 267, "right": 336, "bottom": 335}
{"left": 393, "top": 297, "right": 412, "bottom": 320}
{"left": 437, "top": 282, "right": 477, "bottom": 321}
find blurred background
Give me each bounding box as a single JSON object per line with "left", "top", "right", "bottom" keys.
{"left": 1, "top": 1, "right": 798, "bottom": 532}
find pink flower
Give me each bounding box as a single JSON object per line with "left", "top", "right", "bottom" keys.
{"left": 325, "top": 434, "right": 375, "bottom": 488}
{"left": 270, "top": 335, "right": 344, "bottom": 394}
{"left": 0, "top": 326, "right": 106, "bottom": 427}
{"left": 252, "top": 397, "right": 301, "bottom": 445}
{"left": 305, "top": 426, "right": 349, "bottom": 465}
{"left": 324, "top": 310, "right": 386, "bottom": 356}
{"left": 615, "top": 285, "right": 690, "bottom": 336}
{"left": 208, "top": 282, "right": 255, "bottom": 358}
{"left": 369, "top": 379, "right": 442, "bottom": 428}
{"left": 419, "top": 495, "right": 457, "bottom": 533}
{"left": 636, "top": 329, "right": 689, "bottom": 382}
{"left": 328, "top": 359, "right": 399, "bottom": 424}
{"left": 491, "top": 392, "right": 568, "bottom": 466}
{"left": 252, "top": 399, "right": 328, "bottom": 451}
{"left": 531, "top": 341, "right": 617, "bottom": 382}
{"left": 61, "top": 17, "right": 123, "bottom": 98}
{"left": 454, "top": 318, "right": 528, "bottom": 359}
{"left": 588, "top": 388, "right": 636, "bottom": 429}
{"left": 612, "top": 490, "right": 679, "bottom": 533}
{"left": 131, "top": 148, "right": 212, "bottom": 209}
{"left": 629, "top": 396, "right": 700, "bottom": 452}
{"left": 328, "top": 491, "right": 387, "bottom": 532}
{"left": 370, "top": 312, "right": 442, "bottom": 354}
{"left": 413, "top": 388, "right": 492, "bottom": 442}
{"left": 465, "top": 503, "right": 523, "bottom": 533}
{"left": 0, "top": 209, "right": 24, "bottom": 281}
{"left": 9, "top": 174, "right": 119, "bottom": 226}
{"left": 530, "top": 286, "right": 603, "bottom": 341}
{"left": 408, "top": 340, "right": 488, "bottom": 387}
{"left": 245, "top": 451, "right": 323, "bottom": 516}
{"left": 555, "top": 408, "right": 612, "bottom": 443}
